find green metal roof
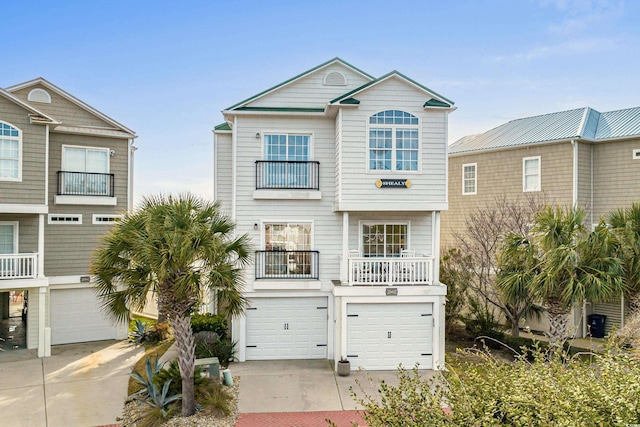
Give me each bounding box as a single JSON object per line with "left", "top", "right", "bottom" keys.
{"left": 339, "top": 97, "right": 360, "bottom": 105}
{"left": 424, "top": 99, "right": 451, "bottom": 108}
{"left": 225, "top": 58, "right": 375, "bottom": 111}
{"left": 330, "top": 70, "right": 454, "bottom": 106}
{"left": 214, "top": 122, "right": 231, "bottom": 131}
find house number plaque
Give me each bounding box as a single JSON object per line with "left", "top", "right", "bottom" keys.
{"left": 386, "top": 287, "right": 398, "bottom": 296}
{"left": 376, "top": 179, "right": 411, "bottom": 188}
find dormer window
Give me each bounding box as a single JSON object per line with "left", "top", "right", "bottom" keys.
{"left": 27, "top": 88, "right": 52, "bottom": 103}
{"left": 368, "top": 110, "right": 419, "bottom": 172}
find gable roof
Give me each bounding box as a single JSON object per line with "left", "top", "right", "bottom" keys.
{"left": 0, "top": 87, "right": 59, "bottom": 124}
{"left": 225, "top": 58, "right": 375, "bottom": 111}
{"left": 329, "top": 70, "right": 454, "bottom": 107}
{"left": 450, "top": 106, "right": 640, "bottom": 154}
{"left": 5, "top": 78, "right": 135, "bottom": 136}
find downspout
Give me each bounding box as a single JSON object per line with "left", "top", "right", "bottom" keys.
{"left": 45, "top": 125, "right": 49, "bottom": 206}
{"left": 128, "top": 139, "right": 136, "bottom": 210}
{"left": 232, "top": 116, "right": 237, "bottom": 221}
{"left": 572, "top": 139, "right": 587, "bottom": 337}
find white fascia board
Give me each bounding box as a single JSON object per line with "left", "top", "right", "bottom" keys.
{"left": 54, "top": 195, "right": 117, "bottom": 206}
{"left": 334, "top": 201, "right": 448, "bottom": 212}
{"left": 253, "top": 190, "right": 322, "bottom": 200}
{"left": 0, "top": 277, "right": 49, "bottom": 290}
{"left": 52, "top": 125, "right": 135, "bottom": 139}
{"left": 0, "top": 204, "right": 48, "bottom": 214}
{"left": 221, "top": 109, "right": 327, "bottom": 117}
{"left": 6, "top": 78, "right": 135, "bottom": 135}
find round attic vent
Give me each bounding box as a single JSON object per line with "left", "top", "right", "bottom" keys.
{"left": 324, "top": 71, "right": 346, "bottom": 86}
{"left": 28, "top": 88, "right": 51, "bottom": 103}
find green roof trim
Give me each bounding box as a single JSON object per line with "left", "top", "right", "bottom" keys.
{"left": 235, "top": 107, "right": 325, "bottom": 113}
{"left": 214, "top": 122, "right": 231, "bottom": 131}
{"left": 424, "top": 99, "right": 451, "bottom": 108}
{"left": 330, "top": 70, "right": 454, "bottom": 106}
{"left": 339, "top": 97, "right": 360, "bottom": 105}
{"left": 225, "top": 58, "right": 375, "bottom": 111}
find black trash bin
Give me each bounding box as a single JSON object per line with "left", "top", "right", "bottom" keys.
{"left": 588, "top": 314, "right": 607, "bottom": 338}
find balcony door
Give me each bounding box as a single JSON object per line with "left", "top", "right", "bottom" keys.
{"left": 264, "top": 134, "right": 310, "bottom": 188}
{"left": 263, "top": 223, "right": 312, "bottom": 277}
{"left": 62, "top": 146, "right": 110, "bottom": 195}
{"left": 361, "top": 223, "right": 408, "bottom": 257}
{"left": 0, "top": 223, "right": 17, "bottom": 277}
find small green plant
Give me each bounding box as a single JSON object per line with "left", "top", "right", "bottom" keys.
{"left": 129, "top": 319, "right": 150, "bottom": 343}
{"left": 198, "top": 380, "right": 233, "bottom": 418}
{"left": 191, "top": 313, "right": 228, "bottom": 338}
{"left": 153, "top": 360, "right": 208, "bottom": 398}
{"left": 194, "top": 331, "right": 236, "bottom": 367}
{"left": 130, "top": 356, "right": 165, "bottom": 399}
{"left": 137, "top": 380, "right": 181, "bottom": 427}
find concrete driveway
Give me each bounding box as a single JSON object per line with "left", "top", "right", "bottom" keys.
{"left": 0, "top": 340, "right": 143, "bottom": 427}
{"left": 230, "top": 359, "right": 436, "bottom": 413}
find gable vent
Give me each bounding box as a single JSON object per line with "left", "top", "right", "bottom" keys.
{"left": 28, "top": 88, "right": 52, "bottom": 104}
{"left": 324, "top": 71, "right": 346, "bottom": 86}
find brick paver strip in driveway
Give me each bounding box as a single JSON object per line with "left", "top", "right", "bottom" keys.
{"left": 235, "top": 410, "right": 367, "bottom": 427}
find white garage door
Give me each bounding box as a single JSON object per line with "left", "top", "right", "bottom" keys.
{"left": 347, "top": 303, "right": 433, "bottom": 370}
{"left": 50, "top": 288, "right": 118, "bottom": 345}
{"left": 246, "top": 297, "right": 328, "bottom": 360}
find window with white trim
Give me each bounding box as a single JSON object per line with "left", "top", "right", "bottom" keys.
{"left": 369, "top": 110, "right": 419, "bottom": 171}
{"left": 0, "top": 222, "right": 18, "bottom": 254}
{"left": 361, "top": 223, "right": 408, "bottom": 257}
{"left": 462, "top": 163, "right": 477, "bottom": 195}
{"left": 523, "top": 156, "right": 541, "bottom": 192}
{"left": 263, "top": 222, "right": 313, "bottom": 276}
{"left": 263, "top": 133, "right": 311, "bottom": 187}
{"left": 62, "top": 145, "right": 110, "bottom": 196}
{"left": 0, "top": 122, "right": 21, "bottom": 181}
{"left": 48, "top": 214, "right": 82, "bottom": 224}
{"left": 92, "top": 214, "right": 123, "bottom": 224}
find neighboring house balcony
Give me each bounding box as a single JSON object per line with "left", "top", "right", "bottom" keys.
{"left": 0, "top": 253, "right": 45, "bottom": 289}
{"left": 348, "top": 255, "right": 433, "bottom": 286}
{"left": 255, "top": 250, "right": 320, "bottom": 280}
{"left": 253, "top": 161, "right": 321, "bottom": 200}
{"left": 55, "top": 171, "right": 117, "bottom": 206}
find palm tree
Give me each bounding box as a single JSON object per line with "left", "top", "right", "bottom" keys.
{"left": 91, "top": 193, "right": 251, "bottom": 417}
{"left": 607, "top": 203, "right": 640, "bottom": 316}
{"left": 498, "top": 206, "right": 623, "bottom": 345}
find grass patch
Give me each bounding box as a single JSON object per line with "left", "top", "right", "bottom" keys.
{"left": 127, "top": 339, "right": 174, "bottom": 396}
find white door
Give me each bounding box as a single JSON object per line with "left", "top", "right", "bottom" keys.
{"left": 50, "top": 288, "right": 118, "bottom": 345}
{"left": 347, "top": 303, "right": 433, "bottom": 370}
{"left": 245, "top": 297, "right": 328, "bottom": 360}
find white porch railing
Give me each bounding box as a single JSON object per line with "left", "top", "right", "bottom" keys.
{"left": 348, "top": 256, "right": 433, "bottom": 286}
{"left": 0, "top": 253, "right": 38, "bottom": 280}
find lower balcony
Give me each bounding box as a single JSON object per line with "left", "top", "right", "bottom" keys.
{"left": 55, "top": 171, "right": 117, "bottom": 205}
{"left": 0, "top": 253, "right": 38, "bottom": 282}
{"left": 255, "top": 250, "right": 319, "bottom": 280}
{"left": 348, "top": 256, "right": 433, "bottom": 286}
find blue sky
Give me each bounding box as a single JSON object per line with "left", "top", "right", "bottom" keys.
{"left": 3, "top": 0, "right": 639, "bottom": 203}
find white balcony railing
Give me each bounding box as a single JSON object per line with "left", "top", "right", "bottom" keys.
{"left": 348, "top": 256, "right": 433, "bottom": 286}
{"left": 0, "top": 253, "right": 38, "bottom": 280}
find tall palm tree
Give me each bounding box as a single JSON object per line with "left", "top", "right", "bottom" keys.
{"left": 498, "top": 206, "right": 623, "bottom": 345}
{"left": 91, "top": 193, "right": 251, "bottom": 417}
{"left": 607, "top": 202, "right": 640, "bottom": 316}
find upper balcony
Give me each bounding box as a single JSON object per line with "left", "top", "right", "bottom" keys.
{"left": 253, "top": 161, "right": 321, "bottom": 200}
{"left": 348, "top": 255, "right": 433, "bottom": 286}
{"left": 55, "top": 171, "right": 117, "bottom": 206}
{"left": 255, "top": 250, "right": 319, "bottom": 280}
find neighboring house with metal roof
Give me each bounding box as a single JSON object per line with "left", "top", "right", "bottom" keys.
{"left": 0, "top": 78, "right": 135, "bottom": 356}
{"left": 442, "top": 106, "right": 640, "bottom": 337}
{"left": 213, "top": 58, "right": 455, "bottom": 371}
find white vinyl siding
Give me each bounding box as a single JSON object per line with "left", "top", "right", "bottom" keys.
{"left": 523, "top": 156, "right": 541, "bottom": 192}
{"left": 462, "top": 163, "right": 476, "bottom": 195}
{"left": 0, "top": 122, "right": 21, "bottom": 181}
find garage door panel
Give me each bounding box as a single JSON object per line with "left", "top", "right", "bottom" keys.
{"left": 50, "top": 288, "right": 117, "bottom": 345}
{"left": 347, "top": 303, "right": 433, "bottom": 370}
{"left": 246, "top": 297, "right": 328, "bottom": 360}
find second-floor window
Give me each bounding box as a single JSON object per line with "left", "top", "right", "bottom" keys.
{"left": 262, "top": 222, "right": 313, "bottom": 277}
{"left": 523, "top": 156, "right": 541, "bottom": 192}
{"left": 369, "top": 110, "right": 419, "bottom": 172}
{"left": 462, "top": 163, "right": 477, "bottom": 195}
{"left": 0, "top": 122, "right": 21, "bottom": 181}
{"left": 62, "top": 146, "right": 110, "bottom": 196}
{"left": 362, "top": 223, "right": 408, "bottom": 257}
{"left": 0, "top": 223, "right": 17, "bottom": 254}
{"left": 263, "top": 133, "right": 311, "bottom": 188}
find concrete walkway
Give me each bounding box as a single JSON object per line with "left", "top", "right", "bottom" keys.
{"left": 0, "top": 340, "right": 143, "bottom": 427}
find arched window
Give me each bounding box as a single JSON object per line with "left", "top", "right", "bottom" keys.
{"left": 368, "top": 110, "right": 419, "bottom": 171}
{"left": 0, "top": 122, "right": 21, "bottom": 181}
{"left": 28, "top": 88, "right": 52, "bottom": 103}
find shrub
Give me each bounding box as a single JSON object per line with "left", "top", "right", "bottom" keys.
{"left": 191, "top": 313, "right": 228, "bottom": 338}
{"left": 194, "top": 331, "right": 236, "bottom": 368}
{"left": 147, "top": 322, "right": 171, "bottom": 343}
{"left": 347, "top": 340, "right": 640, "bottom": 426}
{"left": 153, "top": 360, "right": 209, "bottom": 399}
{"left": 197, "top": 381, "right": 233, "bottom": 418}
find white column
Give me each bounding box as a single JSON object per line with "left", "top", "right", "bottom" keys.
{"left": 38, "top": 214, "right": 45, "bottom": 278}
{"left": 432, "top": 212, "right": 441, "bottom": 284}
{"left": 38, "top": 286, "right": 48, "bottom": 357}
{"left": 341, "top": 212, "right": 349, "bottom": 283}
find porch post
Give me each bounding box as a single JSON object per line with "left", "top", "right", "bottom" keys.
{"left": 341, "top": 212, "right": 349, "bottom": 283}
{"left": 37, "top": 286, "right": 47, "bottom": 357}
{"left": 433, "top": 212, "right": 441, "bottom": 284}
{"left": 37, "top": 214, "right": 45, "bottom": 278}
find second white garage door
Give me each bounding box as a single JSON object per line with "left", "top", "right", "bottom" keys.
{"left": 347, "top": 303, "right": 433, "bottom": 370}
{"left": 50, "top": 287, "right": 118, "bottom": 345}
{"left": 245, "top": 297, "right": 328, "bottom": 360}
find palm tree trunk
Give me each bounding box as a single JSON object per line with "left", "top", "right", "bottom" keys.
{"left": 547, "top": 298, "right": 570, "bottom": 348}
{"left": 172, "top": 313, "right": 196, "bottom": 417}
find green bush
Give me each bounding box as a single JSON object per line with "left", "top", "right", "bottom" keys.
{"left": 347, "top": 341, "right": 640, "bottom": 426}
{"left": 153, "top": 360, "right": 209, "bottom": 399}
{"left": 191, "top": 313, "right": 227, "bottom": 338}
{"left": 194, "top": 331, "right": 236, "bottom": 368}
